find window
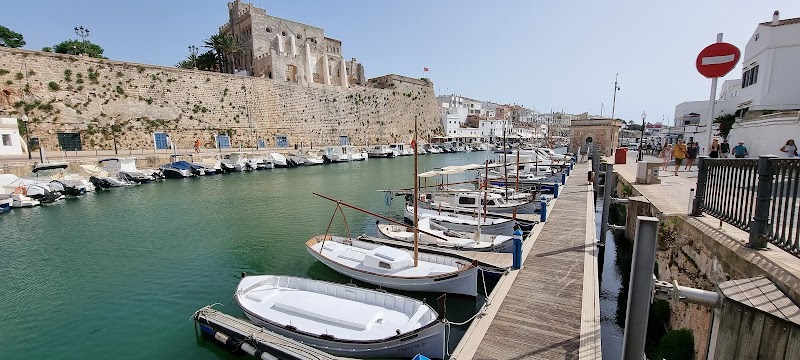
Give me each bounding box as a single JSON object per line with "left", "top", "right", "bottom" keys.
{"left": 216, "top": 135, "right": 231, "bottom": 149}
{"left": 266, "top": 27, "right": 272, "bottom": 33}
{"left": 458, "top": 197, "right": 476, "bottom": 205}
{"left": 276, "top": 135, "right": 288, "bottom": 148}
{"left": 1, "top": 134, "right": 11, "bottom": 146}
{"left": 741, "top": 65, "right": 759, "bottom": 88}
{"left": 378, "top": 261, "right": 391, "bottom": 269}
{"left": 57, "top": 132, "right": 82, "bottom": 151}
{"left": 339, "top": 135, "right": 349, "bottom": 146}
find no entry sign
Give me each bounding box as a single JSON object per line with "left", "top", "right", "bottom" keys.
{"left": 696, "top": 42, "right": 741, "bottom": 78}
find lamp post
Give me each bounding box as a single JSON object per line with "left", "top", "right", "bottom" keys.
{"left": 638, "top": 111, "right": 647, "bottom": 161}
{"left": 188, "top": 45, "right": 198, "bottom": 69}
{"left": 74, "top": 26, "right": 90, "bottom": 55}
{"left": 611, "top": 73, "right": 620, "bottom": 154}
{"left": 21, "top": 115, "right": 31, "bottom": 160}
{"left": 112, "top": 119, "right": 118, "bottom": 155}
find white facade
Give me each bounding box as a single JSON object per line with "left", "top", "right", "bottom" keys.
{"left": 737, "top": 12, "right": 800, "bottom": 111}
{"left": 0, "top": 117, "right": 24, "bottom": 156}
{"left": 728, "top": 112, "right": 800, "bottom": 157}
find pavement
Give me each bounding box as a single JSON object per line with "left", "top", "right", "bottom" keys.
{"left": 607, "top": 151, "right": 699, "bottom": 215}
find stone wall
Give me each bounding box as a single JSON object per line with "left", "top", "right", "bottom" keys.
{"left": 0, "top": 48, "right": 442, "bottom": 152}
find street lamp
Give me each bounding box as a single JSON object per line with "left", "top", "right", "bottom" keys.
{"left": 611, "top": 73, "right": 620, "bottom": 155}
{"left": 74, "top": 26, "right": 90, "bottom": 55}
{"left": 188, "top": 45, "right": 198, "bottom": 69}
{"left": 638, "top": 111, "right": 647, "bottom": 161}
{"left": 21, "top": 115, "right": 31, "bottom": 160}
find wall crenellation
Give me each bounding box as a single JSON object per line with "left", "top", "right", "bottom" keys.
{"left": 0, "top": 47, "right": 442, "bottom": 151}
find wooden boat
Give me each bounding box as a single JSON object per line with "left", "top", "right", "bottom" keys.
{"left": 306, "top": 235, "right": 479, "bottom": 297}
{"left": 236, "top": 275, "right": 445, "bottom": 359}
{"left": 377, "top": 217, "right": 514, "bottom": 253}
{"left": 403, "top": 205, "right": 514, "bottom": 235}
{"left": 421, "top": 191, "right": 539, "bottom": 214}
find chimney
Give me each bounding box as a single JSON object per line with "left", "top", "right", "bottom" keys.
{"left": 772, "top": 10, "right": 780, "bottom": 26}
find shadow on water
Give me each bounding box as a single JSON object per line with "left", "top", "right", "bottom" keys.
{"left": 597, "top": 198, "right": 633, "bottom": 360}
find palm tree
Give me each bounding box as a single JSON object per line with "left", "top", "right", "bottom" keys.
{"left": 203, "top": 33, "right": 242, "bottom": 74}
{"left": 203, "top": 34, "right": 225, "bottom": 73}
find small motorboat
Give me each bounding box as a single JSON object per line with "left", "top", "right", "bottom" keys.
{"left": 236, "top": 275, "right": 445, "bottom": 359}
{"left": 367, "top": 145, "right": 395, "bottom": 158}
{"left": 159, "top": 161, "right": 195, "bottom": 179}
{"left": 99, "top": 157, "right": 161, "bottom": 183}
{"left": 268, "top": 153, "right": 292, "bottom": 168}
{"left": 221, "top": 152, "right": 248, "bottom": 172}
{"left": 0, "top": 196, "right": 11, "bottom": 212}
{"left": 0, "top": 192, "right": 40, "bottom": 208}
{"left": 192, "top": 154, "right": 224, "bottom": 174}
{"left": 389, "top": 143, "right": 413, "bottom": 156}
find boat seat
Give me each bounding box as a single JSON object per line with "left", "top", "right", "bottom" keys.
{"left": 272, "top": 291, "right": 383, "bottom": 330}
{"left": 399, "top": 306, "right": 430, "bottom": 332}
{"left": 244, "top": 289, "right": 278, "bottom": 303}
{"left": 339, "top": 249, "right": 367, "bottom": 262}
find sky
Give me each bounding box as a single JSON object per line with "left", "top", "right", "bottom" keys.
{"left": 3, "top": 0, "right": 800, "bottom": 123}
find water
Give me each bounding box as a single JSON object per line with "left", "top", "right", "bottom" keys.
{"left": 597, "top": 200, "right": 632, "bottom": 360}
{"left": 0, "top": 151, "right": 505, "bottom": 360}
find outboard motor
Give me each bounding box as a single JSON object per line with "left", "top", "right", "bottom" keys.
{"left": 89, "top": 176, "right": 112, "bottom": 190}
{"left": 26, "top": 186, "right": 62, "bottom": 203}
{"left": 322, "top": 155, "right": 332, "bottom": 164}
{"left": 49, "top": 180, "right": 84, "bottom": 196}
{"left": 151, "top": 170, "right": 165, "bottom": 180}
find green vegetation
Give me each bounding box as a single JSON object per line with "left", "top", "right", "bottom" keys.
{"left": 0, "top": 69, "right": 9, "bottom": 76}
{"left": 115, "top": 85, "right": 124, "bottom": 94}
{"left": 15, "top": 72, "right": 23, "bottom": 80}
{"left": 53, "top": 39, "right": 106, "bottom": 58}
{"left": 0, "top": 25, "right": 25, "bottom": 48}
{"left": 64, "top": 69, "right": 72, "bottom": 82}
{"left": 48, "top": 81, "right": 60, "bottom": 91}
{"left": 713, "top": 113, "right": 736, "bottom": 140}
{"left": 27, "top": 69, "right": 35, "bottom": 76}
{"left": 649, "top": 329, "right": 695, "bottom": 360}
{"left": 5, "top": 80, "right": 12, "bottom": 85}
{"left": 116, "top": 71, "right": 124, "bottom": 78}
{"left": 136, "top": 65, "right": 145, "bottom": 74}
{"left": 41, "top": 46, "right": 53, "bottom": 52}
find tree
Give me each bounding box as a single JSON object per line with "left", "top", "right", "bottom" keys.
{"left": 53, "top": 39, "right": 106, "bottom": 58}
{"left": 41, "top": 46, "right": 53, "bottom": 52}
{"left": 203, "top": 33, "right": 242, "bottom": 73}
{"left": 176, "top": 50, "right": 218, "bottom": 71}
{"left": 0, "top": 25, "right": 26, "bottom": 48}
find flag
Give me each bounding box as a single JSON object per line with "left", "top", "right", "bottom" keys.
{"left": 423, "top": 67, "right": 429, "bottom": 72}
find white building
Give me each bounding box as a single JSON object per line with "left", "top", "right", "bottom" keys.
{"left": 736, "top": 11, "right": 800, "bottom": 112}
{"left": 0, "top": 117, "right": 25, "bottom": 156}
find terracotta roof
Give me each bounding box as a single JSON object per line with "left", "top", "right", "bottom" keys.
{"left": 760, "top": 17, "right": 800, "bottom": 26}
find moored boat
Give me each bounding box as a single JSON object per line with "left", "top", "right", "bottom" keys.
{"left": 235, "top": 274, "right": 446, "bottom": 359}
{"left": 377, "top": 217, "right": 513, "bottom": 252}
{"left": 404, "top": 205, "right": 515, "bottom": 235}
{"left": 367, "top": 145, "right": 395, "bottom": 158}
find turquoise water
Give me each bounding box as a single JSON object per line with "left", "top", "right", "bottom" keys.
{"left": 1, "top": 151, "right": 502, "bottom": 360}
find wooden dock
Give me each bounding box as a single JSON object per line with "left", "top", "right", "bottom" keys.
{"left": 359, "top": 235, "right": 513, "bottom": 270}
{"left": 452, "top": 161, "right": 601, "bottom": 359}
{"left": 194, "top": 306, "right": 352, "bottom": 360}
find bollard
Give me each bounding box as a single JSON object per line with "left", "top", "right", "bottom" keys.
{"left": 690, "top": 156, "right": 709, "bottom": 216}
{"left": 621, "top": 216, "right": 660, "bottom": 360}
{"left": 749, "top": 155, "right": 777, "bottom": 249}
{"left": 600, "top": 164, "right": 614, "bottom": 244}
{"left": 512, "top": 228, "right": 523, "bottom": 270}
{"left": 588, "top": 171, "right": 594, "bottom": 184}
{"left": 553, "top": 184, "right": 560, "bottom": 198}
{"left": 539, "top": 196, "right": 548, "bottom": 222}
{"left": 561, "top": 172, "right": 566, "bottom": 185}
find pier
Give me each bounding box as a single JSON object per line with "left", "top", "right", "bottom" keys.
{"left": 452, "top": 161, "right": 601, "bottom": 359}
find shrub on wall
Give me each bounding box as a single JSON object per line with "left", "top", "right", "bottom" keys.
{"left": 48, "top": 82, "right": 60, "bottom": 91}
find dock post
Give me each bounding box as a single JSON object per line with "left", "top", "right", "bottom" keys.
{"left": 600, "top": 163, "right": 614, "bottom": 245}
{"left": 621, "top": 216, "right": 660, "bottom": 360}
{"left": 539, "top": 196, "right": 547, "bottom": 222}
{"left": 749, "top": 155, "right": 777, "bottom": 249}
{"left": 512, "top": 228, "right": 523, "bottom": 269}
{"left": 592, "top": 146, "right": 599, "bottom": 195}
{"left": 561, "top": 172, "right": 566, "bottom": 185}
{"left": 553, "top": 184, "right": 560, "bottom": 198}
{"left": 690, "top": 156, "right": 708, "bottom": 216}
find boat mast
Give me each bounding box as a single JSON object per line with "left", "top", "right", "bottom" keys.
{"left": 513, "top": 148, "right": 520, "bottom": 220}
{"left": 503, "top": 126, "right": 508, "bottom": 199}
{"left": 483, "top": 160, "right": 489, "bottom": 221}
{"left": 413, "top": 116, "right": 420, "bottom": 267}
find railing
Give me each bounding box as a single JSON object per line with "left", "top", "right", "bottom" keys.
{"left": 693, "top": 156, "right": 800, "bottom": 257}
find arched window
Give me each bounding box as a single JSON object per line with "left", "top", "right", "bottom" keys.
{"left": 281, "top": 31, "right": 287, "bottom": 36}
{"left": 266, "top": 27, "right": 272, "bottom": 33}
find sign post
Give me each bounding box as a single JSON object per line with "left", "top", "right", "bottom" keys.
{"left": 695, "top": 34, "right": 740, "bottom": 154}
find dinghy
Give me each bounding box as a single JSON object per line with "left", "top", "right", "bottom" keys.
{"left": 236, "top": 275, "right": 446, "bottom": 359}
{"left": 377, "top": 217, "right": 514, "bottom": 253}
{"left": 306, "top": 235, "right": 478, "bottom": 296}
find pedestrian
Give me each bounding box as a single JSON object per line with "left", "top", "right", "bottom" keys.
{"left": 646, "top": 143, "right": 652, "bottom": 155}
{"left": 194, "top": 139, "right": 201, "bottom": 153}
{"left": 779, "top": 139, "right": 798, "bottom": 158}
{"left": 709, "top": 139, "right": 720, "bottom": 158}
{"left": 661, "top": 143, "right": 673, "bottom": 171}
{"left": 720, "top": 139, "right": 731, "bottom": 158}
{"left": 672, "top": 140, "right": 687, "bottom": 175}
{"left": 732, "top": 141, "right": 748, "bottom": 158}
{"left": 685, "top": 142, "right": 699, "bottom": 170}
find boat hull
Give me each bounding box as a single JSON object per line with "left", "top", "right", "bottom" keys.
{"left": 405, "top": 207, "right": 515, "bottom": 235}
{"left": 306, "top": 239, "right": 479, "bottom": 297}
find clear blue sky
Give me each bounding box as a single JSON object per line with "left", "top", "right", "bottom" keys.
{"left": 3, "top": 0, "right": 800, "bottom": 123}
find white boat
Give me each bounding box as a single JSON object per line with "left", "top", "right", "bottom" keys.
{"left": 389, "top": 143, "right": 413, "bottom": 156}
{"left": 246, "top": 154, "right": 274, "bottom": 170}
{"left": 2, "top": 193, "right": 40, "bottom": 208}
{"left": 422, "top": 143, "right": 442, "bottom": 154}
{"left": 99, "top": 157, "right": 161, "bottom": 182}
{"left": 343, "top": 145, "right": 368, "bottom": 161}
{"left": 268, "top": 152, "right": 291, "bottom": 168}
{"left": 306, "top": 235, "right": 478, "bottom": 297}
{"left": 192, "top": 154, "right": 225, "bottom": 174}
{"left": 0, "top": 165, "right": 89, "bottom": 201}
{"left": 367, "top": 145, "right": 396, "bottom": 158}
{"left": 322, "top": 146, "right": 350, "bottom": 162}
{"left": 290, "top": 150, "right": 324, "bottom": 165}
{"left": 0, "top": 196, "right": 10, "bottom": 212}
{"left": 222, "top": 152, "right": 248, "bottom": 172}
{"left": 404, "top": 205, "right": 515, "bottom": 235}
{"left": 235, "top": 275, "right": 445, "bottom": 359}
{"left": 471, "top": 142, "right": 489, "bottom": 151}
{"left": 421, "top": 191, "right": 539, "bottom": 214}
{"left": 377, "top": 217, "right": 513, "bottom": 252}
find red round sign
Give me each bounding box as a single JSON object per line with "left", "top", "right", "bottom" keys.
{"left": 696, "top": 42, "right": 741, "bottom": 78}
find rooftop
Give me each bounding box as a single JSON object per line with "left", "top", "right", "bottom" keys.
{"left": 760, "top": 17, "right": 800, "bottom": 27}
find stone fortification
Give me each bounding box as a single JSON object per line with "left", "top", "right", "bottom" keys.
{"left": 0, "top": 48, "right": 441, "bottom": 151}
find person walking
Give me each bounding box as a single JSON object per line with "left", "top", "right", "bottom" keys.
{"left": 779, "top": 139, "right": 798, "bottom": 158}
{"left": 685, "top": 142, "right": 699, "bottom": 170}
{"left": 672, "top": 140, "right": 687, "bottom": 175}
{"left": 194, "top": 139, "right": 201, "bottom": 153}
{"left": 661, "top": 143, "right": 673, "bottom": 171}
{"left": 720, "top": 139, "right": 731, "bottom": 158}
{"left": 709, "top": 139, "right": 720, "bottom": 158}
{"left": 732, "top": 141, "right": 748, "bottom": 158}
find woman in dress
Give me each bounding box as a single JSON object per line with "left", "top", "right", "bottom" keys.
{"left": 779, "top": 139, "right": 798, "bottom": 158}
{"left": 709, "top": 139, "right": 720, "bottom": 158}
{"left": 661, "top": 144, "right": 673, "bottom": 171}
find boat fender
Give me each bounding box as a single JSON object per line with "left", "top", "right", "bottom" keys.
{"left": 241, "top": 272, "right": 247, "bottom": 278}
{"left": 213, "top": 331, "right": 230, "bottom": 345}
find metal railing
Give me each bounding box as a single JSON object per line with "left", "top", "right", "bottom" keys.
{"left": 693, "top": 156, "right": 800, "bottom": 257}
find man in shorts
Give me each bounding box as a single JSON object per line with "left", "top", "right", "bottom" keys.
{"left": 672, "top": 140, "right": 687, "bottom": 175}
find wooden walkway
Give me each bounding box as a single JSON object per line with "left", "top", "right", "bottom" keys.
{"left": 360, "top": 235, "right": 513, "bottom": 270}
{"left": 453, "top": 161, "right": 601, "bottom": 359}
{"left": 194, "top": 306, "right": 352, "bottom": 360}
